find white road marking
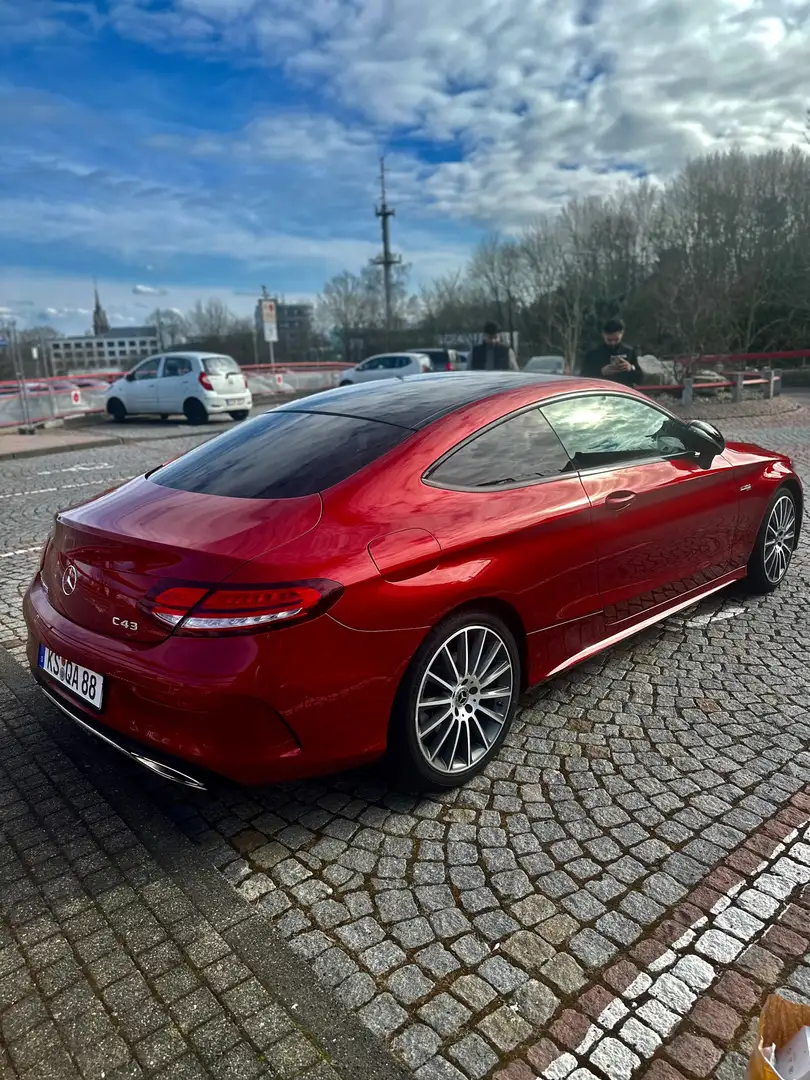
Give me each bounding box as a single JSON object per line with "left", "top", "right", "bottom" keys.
{"left": 0, "top": 476, "right": 135, "bottom": 501}
{"left": 686, "top": 606, "right": 746, "bottom": 627}
{"left": 542, "top": 821, "right": 810, "bottom": 1078}
{"left": 35, "top": 462, "right": 113, "bottom": 476}
{"left": 0, "top": 546, "right": 41, "bottom": 560}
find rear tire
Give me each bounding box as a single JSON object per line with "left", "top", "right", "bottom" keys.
{"left": 184, "top": 398, "right": 209, "bottom": 425}
{"left": 389, "top": 610, "right": 521, "bottom": 789}
{"left": 229, "top": 410, "right": 250, "bottom": 422}
{"left": 107, "top": 398, "right": 127, "bottom": 423}
{"left": 746, "top": 487, "right": 798, "bottom": 594}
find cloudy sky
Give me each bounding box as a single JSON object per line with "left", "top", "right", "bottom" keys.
{"left": 0, "top": 0, "right": 807, "bottom": 333}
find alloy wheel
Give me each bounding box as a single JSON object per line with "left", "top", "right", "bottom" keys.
{"left": 414, "top": 625, "right": 515, "bottom": 775}
{"left": 763, "top": 493, "right": 796, "bottom": 583}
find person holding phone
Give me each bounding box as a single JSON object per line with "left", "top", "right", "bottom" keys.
{"left": 581, "top": 318, "right": 644, "bottom": 387}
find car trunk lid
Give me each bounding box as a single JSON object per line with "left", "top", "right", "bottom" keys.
{"left": 41, "top": 477, "right": 322, "bottom": 644}
{"left": 203, "top": 356, "right": 247, "bottom": 397}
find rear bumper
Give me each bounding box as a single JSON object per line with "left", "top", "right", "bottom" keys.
{"left": 204, "top": 391, "right": 253, "bottom": 412}
{"left": 24, "top": 575, "right": 424, "bottom": 785}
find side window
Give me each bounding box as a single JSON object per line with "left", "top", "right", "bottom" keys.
{"left": 131, "top": 357, "right": 160, "bottom": 381}
{"left": 428, "top": 408, "right": 571, "bottom": 490}
{"left": 163, "top": 356, "right": 192, "bottom": 378}
{"left": 541, "top": 394, "right": 689, "bottom": 471}
{"left": 361, "top": 357, "right": 381, "bottom": 370}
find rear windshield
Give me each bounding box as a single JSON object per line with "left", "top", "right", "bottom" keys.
{"left": 203, "top": 356, "right": 241, "bottom": 375}
{"left": 150, "top": 410, "right": 411, "bottom": 499}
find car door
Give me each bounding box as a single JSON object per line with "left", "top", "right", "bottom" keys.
{"left": 125, "top": 356, "right": 162, "bottom": 413}
{"left": 158, "top": 354, "right": 194, "bottom": 414}
{"left": 353, "top": 357, "right": 385, "bottom": 383}
{"left": 423, "top": 406, "right": 603, "bottom": 682}
{"left": 541, "top": 392, "right": 739, "bottom": 626}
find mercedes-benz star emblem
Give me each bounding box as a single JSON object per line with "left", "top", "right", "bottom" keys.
{"left": 62, "top": 565, "right": 77, "bottom": 596}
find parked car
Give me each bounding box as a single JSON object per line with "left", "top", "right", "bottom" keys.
{"left": 25, "top": 372, "right": 801, "bottom": 790}
{"left": 339, "top": 352, "right": 432, "bottom": 385}
{"left": 409, "top": 347, "right": 463, "bottom": 372}
{"left": 524, "top": 355, "right": 566, "bottom": 374}
{"left": 105, "top": 352, "right": 252, "bottom": 424}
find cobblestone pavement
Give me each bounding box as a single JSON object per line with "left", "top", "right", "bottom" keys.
{"left": 1, "top": 404, "right": 810, "bottom": 1079}
{"left": 0, "top": 652, "right": 411, "bottom": 1080}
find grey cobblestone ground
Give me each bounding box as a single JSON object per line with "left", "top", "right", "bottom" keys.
{"left": 0, "top": 653, "right": 411, "bottom": 1080}
{"left": 2, "top": 401, "right": 810, "bottom": 1079}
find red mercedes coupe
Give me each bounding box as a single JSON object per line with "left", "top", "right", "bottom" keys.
{"left": 24, "top": 373, "right": 801, "bottom": 790}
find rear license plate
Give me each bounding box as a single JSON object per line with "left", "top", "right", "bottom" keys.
{"left": 226, "top": 398, "right": 241, "bottom": 406}
{"left": 38, "top": 646, "right": 104, "bottom": 710}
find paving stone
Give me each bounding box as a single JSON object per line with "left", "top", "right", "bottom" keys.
{"left": 448, "top": 1033, "right": 499, "bottom": 1079}
{"left": 511, "top": 978, "right": 561, "bottom": 1025}
{"left": 665, "top": 1034, "right": 722, "bottom": 1078}
{"left": 418, "top": 994, "right": 472, "bottom": 1038}
{"left": 451, "top": 974, "right": 497, "bottom": 1012}
{"left": 691, "top": 996, "right": 743, "bottom": 1041}
{"left": 387, "top": 965, "right": 434, "bottom": 1005}
{"left": 590, "top": 1036, "right": 641, "bottom": 1080}
{"left": 543, "top": 953, "right": 588, "bottom": 995}
{"left": 477, "top": 955, "right": 529, "bottom": 994}
{"left": 477, "top": 1005, "right": 533, "bottom": 1053}
{"left": 392, "top": 1024, "right": 442, "bottom": 1069}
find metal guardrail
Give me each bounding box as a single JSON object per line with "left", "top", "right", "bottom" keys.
{"left": 0, "top": 363, "right": 786, "bottom": 430}
{"left": 0, "top": 364, "right": 351, "bottom": 429}
{"left": 643, "top": 370, "right": 781, "bottom": 405}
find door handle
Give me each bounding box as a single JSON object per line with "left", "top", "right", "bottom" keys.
{"left": 605, "top": 490, "right": 636, "bottom": 509}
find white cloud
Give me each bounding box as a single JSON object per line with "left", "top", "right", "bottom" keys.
{"left": 102, "top": 0, "right": 810, "bottom": 228}
{"left": 132, "top": 284, "right": 168, "bottom": 295}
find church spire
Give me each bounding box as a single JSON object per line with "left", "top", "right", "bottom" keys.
{"left": 93, "top": 281, "right": 110, "bottom": 335}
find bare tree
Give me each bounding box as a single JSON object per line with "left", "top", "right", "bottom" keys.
{"left": 148, "top": 308, "right": 188, "bottom": 347}
{"left": 185, "top": 298, "right": 239, "bottom": 339}
{"left": 315, "top": 271, "right": 371, "bottom": 358}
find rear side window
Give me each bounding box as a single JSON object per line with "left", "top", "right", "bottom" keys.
{"left": 151, "top": 410, "right": 411, "bottom": 499}
{"left": 427, "top": 408, "right": 571, "bottom": 490}
{"left": 203, "top": 356, "right": 241, "bottom": 375}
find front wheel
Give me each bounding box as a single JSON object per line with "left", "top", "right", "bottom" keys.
{"left": 389, "top": 611, "right": 521, "bottom": 788}
{"left": 746, "top": 488, "right": 798, "bottom": 594}
{"left": 229, "top": 410, "right": 250, "bottom": 422}
{"left": 339, "top": 380, "right": 352, "bottom": 387}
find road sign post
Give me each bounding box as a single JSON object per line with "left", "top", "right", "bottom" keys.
{"left": 261, "top": 299, "right": 278, "bottom": 365}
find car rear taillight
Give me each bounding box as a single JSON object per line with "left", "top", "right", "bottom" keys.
{"left": 199, "top": 372, "right": 214, "bottom": 391}
{"left": 146, "top": 580, "right": 343, "bottom": 635}
{"left": 445, "top": 360, "right": 452, "bottom": 371}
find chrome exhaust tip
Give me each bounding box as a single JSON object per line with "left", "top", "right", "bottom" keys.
{"left": 41, "top": 685, "right": 208, "bottom": 791}
{"left": 130, "top": 753, "right": 208, "bottom": 790}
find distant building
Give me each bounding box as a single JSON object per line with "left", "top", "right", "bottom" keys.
{"left": 277, "top": 302, "right": 313, "bottom": 360}
{"left": 253, "top": 294, "right": 314, "bottom": 362}
{"left": 47, "top": 288, "right": 159, "bottom": 373}
{"left": 49, "top": 327, "right": 159, "bottom": 374}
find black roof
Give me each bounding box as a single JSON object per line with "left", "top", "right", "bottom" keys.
{"left": 277, "top": 372, "right": 565, "bottom": 430}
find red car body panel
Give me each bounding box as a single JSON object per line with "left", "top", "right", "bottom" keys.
{"left": 23, "top": 376, "right": 802, "bottom": 785}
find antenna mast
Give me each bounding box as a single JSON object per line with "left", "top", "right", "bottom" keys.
{"left": 374, "top": 157, "right": 402, "bottom": 333}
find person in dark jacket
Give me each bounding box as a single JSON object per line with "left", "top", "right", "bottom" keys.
{"left": 581, "top": 318, "right": 644, "bottom": 387}
{"left": 468, "top": 322, "right": 519, "bottom": 371}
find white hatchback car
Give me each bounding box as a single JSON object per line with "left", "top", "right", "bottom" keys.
{"left": 339, "top": 352, "right": 432, "bottom": 385}
{"left": 106, "top": 352, "right": 253, "bottom": 425}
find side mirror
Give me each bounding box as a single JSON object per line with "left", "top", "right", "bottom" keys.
{"left": 125, "top": 372, "right": 135, "bottom": 382}
{"left": 686, "top": 419, "right": 725, "bottom": 460}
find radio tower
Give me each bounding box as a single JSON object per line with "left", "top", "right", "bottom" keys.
{"left": 374, "top": 157, "right": 402, "bottom": 332}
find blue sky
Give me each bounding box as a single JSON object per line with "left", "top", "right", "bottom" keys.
{"left": 0, "top": 0, "right": 807, "bottom": 332}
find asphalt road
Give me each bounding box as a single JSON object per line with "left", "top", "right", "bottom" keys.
{"left": 1, "top": 406, "right": 810, "bottom": 1080}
